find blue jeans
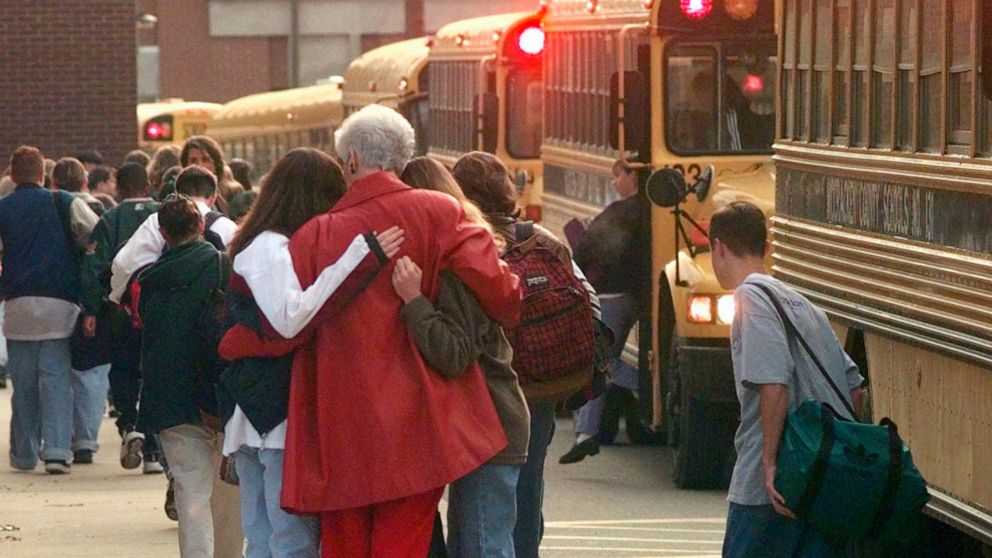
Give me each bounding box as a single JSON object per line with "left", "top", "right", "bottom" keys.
{"left": 235, "top": 446, "right": 319, "bottom": 558}
{"left": 514, "top": 400, "right": 556, "bottom": 558}
{"left": 723, "top": 503, "right": 844, "bottom": 558}
{"left": 575, "top": 293, "right": 639, "bottom": 435}
{"left": 71, "top": 364, "right": 109, "bottom": 452}
{"left": 7, "top": 338, "right": 73, "bottom": 468}
{"left": 447, "top": 463, "right": 521, "bottom": 558}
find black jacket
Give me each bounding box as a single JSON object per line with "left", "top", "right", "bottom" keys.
{"left": 572, "top": 194, "right": 650, "bottom": 301}
{"left": 136, "top": 240, "right": 228, "bottom": 434}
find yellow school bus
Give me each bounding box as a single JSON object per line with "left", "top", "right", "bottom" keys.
{"left": 208, "top": 83, "right": 343, "bottom": 176}
{"left": 343, "top": 37, "right": 431, "bottom": 155}
{"left": 137, "top": 100, "right": 222, "bottom": 152}
{"left": 774, "top": 0, "right": 992, "bottom": 552}
{"left": 428, "top": 11, "right": 546, "bottom": 219}
{"left": 541, "top": 0, "right": 777, "bottom": 488}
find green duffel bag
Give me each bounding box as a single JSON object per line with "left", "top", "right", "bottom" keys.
{"left": 774, "top": 399, "right": 930, "bottom": 547}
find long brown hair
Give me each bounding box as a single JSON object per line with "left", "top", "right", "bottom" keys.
{"left": 401, "top": 157, "right": 503, "bottom": 250}
{"left": 451, "top": 151, "right": 518, "bottom": 220}
{"left": 228, "top": 148, "right": 346, "bottom": 257}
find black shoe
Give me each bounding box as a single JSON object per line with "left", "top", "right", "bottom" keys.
{"left": 73, "top": 449, "right": 94, "bottom": 464}
{"left": 559, "top": 437, "right": 600, "bottom": 464}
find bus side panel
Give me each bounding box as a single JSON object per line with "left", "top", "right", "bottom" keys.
{"left": 865, "top": 334, "right": 992, "bottom": 517}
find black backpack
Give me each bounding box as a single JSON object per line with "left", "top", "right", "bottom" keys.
{"left": 203, "top": 210, "right": 227, "bottom": 251}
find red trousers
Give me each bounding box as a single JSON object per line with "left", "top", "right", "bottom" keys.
{"left": 319, "top": 488, "right": 444, "bottom": 558}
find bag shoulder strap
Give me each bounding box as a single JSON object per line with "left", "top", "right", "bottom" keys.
{"left": 515, "top": 221, "right": 535, "bottom": 243}
{"left": 749, "top": 281, "right": 858, "bottom": 420}
{"left": 50, "top": 191, "right": 78, "bottom": 250}
{"left": 204, "top": 210, "right": 223, "bottom": 232}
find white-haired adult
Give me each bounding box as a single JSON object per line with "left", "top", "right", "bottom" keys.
{"left": 276, "top": 101, "right": 524, "bottom": 556}
{"left": 335, "top": 104, "right": 416, "bottom": 185}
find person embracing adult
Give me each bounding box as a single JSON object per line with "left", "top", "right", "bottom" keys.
{"left": 279, "top": 105, "right": 522, "bottom": 557}
{"left": 216, "top": 147, "right": 405, "bottom": 558}
{"left": 451, "top": 150, "right": 601, "bottom": 558}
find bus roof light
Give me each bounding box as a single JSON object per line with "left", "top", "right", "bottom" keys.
{"left": 681, "top": 0, "right": 713, "bottom": 20}
{"left": 518, "top": 27, "right": 545, "bottom": 56}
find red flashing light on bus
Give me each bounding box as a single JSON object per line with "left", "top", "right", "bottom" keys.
{"left": 145, "top": 122, "right": 163, "bottom": 140}
{"left": 681, "top": 0, "right": 713, "bottom": 19}
{"left": 518, "top": 27, "right": 545, "bottom": 56}
{"left": 743, "top": 74, "right": 764, "bottom": 93}
{"left": 145, "top": 120, "right": 172, "bottom": 141}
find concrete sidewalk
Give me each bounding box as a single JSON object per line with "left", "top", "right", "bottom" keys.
{"left": 0, "top": 388, "right": 180, "bottom": 557}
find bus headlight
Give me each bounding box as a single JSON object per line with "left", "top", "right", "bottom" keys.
{"left": 716, "top": 294, "right": 736, "bottom": 325}
{"left": 688, "top": 295, "right": 714, "bottom": 324}
{"left": 687, "top": 294, "right": 735, "bottom": 324}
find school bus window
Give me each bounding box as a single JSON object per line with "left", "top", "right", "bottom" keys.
{"left": 948, "top": 0, "right": 974, "bottom": 148}
{"left": 871, "top": 0, "right": 895, "bottom": 148}
{"left": 812, "top": 0, "right": 832, "bottom": 143}
{"left": 506, "top": 69, "right": 543, "bottom": 159}
{"left": 896, "top": 0, "right": 916, "bottom": 151}
{"left": 665, "top": 42, "right": 776, "bottom": 155}
{"left": 919, "top": 0, "right": 943, "bottom": 152}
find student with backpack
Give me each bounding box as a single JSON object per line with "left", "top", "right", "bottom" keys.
{"left": 80, "top": 162, "right": 165, "bottom": 473}
{"left": 0, "top": 146, "right": 99, "bottom": 475}
{"left": 108, "top": 165, "right": 237, "bottom": 306}
{"left": 399, "top": 157, "right": 530, "bottom": 558}
{"left": 136, "top": 195, "right": 243, "bottom": 558}
{"left": 451, "top": 151, "right": 601, "bottom": 558}
{"left": 709, "top": 202, "right": 865, "bottom": 558}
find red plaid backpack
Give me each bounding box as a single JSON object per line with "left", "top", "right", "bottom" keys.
{"left": 502, "top": 222, "right": 596, "bottom": 390}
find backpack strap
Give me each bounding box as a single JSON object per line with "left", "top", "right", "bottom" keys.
{"left": 50, "top": 191, "right": 78, "bottom": 251}
{"left": 515, "top": 221, "right": 535, "bottom": 243}
{"left": 750, "top": 282, "right": 858, "bottom": 421}
{"left": 204, "top": 210, "right": 223, "bottom": 233}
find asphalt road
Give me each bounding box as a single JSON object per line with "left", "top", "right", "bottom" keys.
{"left": 0, "top": 391, "right": 728, "bottom": 557}
{"left": 540, "top": 422, "right": 728, "bottom": 557}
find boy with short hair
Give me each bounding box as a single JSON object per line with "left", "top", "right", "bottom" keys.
{"left": 136, "top": 195, "right": 242, "bottom": 557}
{"left": 710, "top": 202, "right": 866, "bottom": 558}
{"left": 0, "top": 146, "right": 98, "bottom": 475}
{"left": 109, "top": 164, "right": 237, "bottom": 305}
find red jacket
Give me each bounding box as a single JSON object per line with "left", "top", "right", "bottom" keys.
{"left": 281, "top": 172, "right": 522, "bottom": 513}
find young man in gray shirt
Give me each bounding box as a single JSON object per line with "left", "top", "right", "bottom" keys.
{"left": 709, "top": 202, "right": 865, "bottom": 557}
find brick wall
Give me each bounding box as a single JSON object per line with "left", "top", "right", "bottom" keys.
{"left": 0, "top": 0, "right": 137, "bottom": 166}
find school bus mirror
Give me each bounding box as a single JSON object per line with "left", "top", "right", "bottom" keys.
{"left": 474, "top": 93, "right": 500, "bottom": 153}
{"left": 694, "top": 165, "right": 714, "bottom": 202}
{"left": 646, "top": 167, "right": 687, "bottom": 208}
{"left": 609, "top": 71, "right": 649, "bottom": 153}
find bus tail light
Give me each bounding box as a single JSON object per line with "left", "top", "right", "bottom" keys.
{"left": 716, "top": 294, "right": 736, "bottom": 324}
{"left": 681, "top": 0, "right": 713, "bottom": 20}
{"left": 688, "top": 295, "right": 714, "bottom": 323}
{"left": 144, "top": 119, "right": 172, "bottom": 142}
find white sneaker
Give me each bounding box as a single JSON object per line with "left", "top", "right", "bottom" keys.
{"left": 143, "top": 459, "right": 164, "bottom": 475}
{"left": 44, "top": 460, "right": 71, "bottom": 475}
{"left": 120, "top": 430, "right": 144, "bottom": 470}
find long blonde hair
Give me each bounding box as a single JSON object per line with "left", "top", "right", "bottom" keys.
{"left": 400, "top": 157, "right": 505, "bottom": 251}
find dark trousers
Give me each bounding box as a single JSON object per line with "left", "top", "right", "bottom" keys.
{"left": 723, "top": 503, "right": 843, "bottom": 558}
{"left": 107, "top": 310, "right": 158, "bottom": 459}
{"left": 513, "top": 399, "right": 557, "bottom": 558}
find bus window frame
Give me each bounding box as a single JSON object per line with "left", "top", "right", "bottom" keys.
{"left": 504, "top": 67, "right": 544, "bottom": 160}
{"left": 662, "top": 39, "right": 777, "bottom": 158}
